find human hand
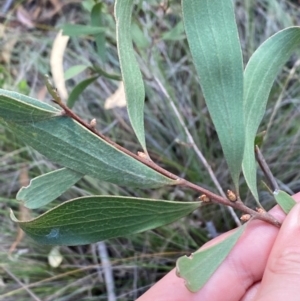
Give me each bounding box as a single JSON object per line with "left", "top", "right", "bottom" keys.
{"left": 137, "top": 192, "right": 300, "bottom": 301}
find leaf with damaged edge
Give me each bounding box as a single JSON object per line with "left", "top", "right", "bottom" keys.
{"left": 182, "top": 0, "right": 244, "bottom": 191}
{"left": 11, "top": 196, "right": 201, "bottom": 245}
{"left": 273, "top": 190, "right": 296, "bottom": 214}
{"left": 176, "top": 224, "right": 246, "bottom": 292}
{"left": 0, "top": 90, "right": 176, "bottom": 188}
{"left": 115, "top": 0, "right": 147, "bottom": 151}
{"left": 17, "top": 168, "right": 84, "bottom": 209}
{"left": 243, "top": 27, "right": 300, "bottom": 201}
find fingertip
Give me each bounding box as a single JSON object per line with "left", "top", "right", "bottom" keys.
{"left": 254, "top": 199, "right": 300, "bottom": 300}
{"left": 292, "top": 191, "right": 300, "bottom": 203}
{"left": 282, "top": 201, "right": 300, "bottom": 230}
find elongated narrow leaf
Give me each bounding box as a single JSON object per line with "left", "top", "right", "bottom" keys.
{"left": 67, "top": 76, "right": 99, "bottom": 108}
{"left": 17, "top": 168, "right": 83, "bottom": 209}
{"left": 91, "top": 3, "right": 106, "bottom": 61}
{"left": 274, "top": 190, "right": 296, "bottom": 214}
{"left": 176, "top": 224, "right": 246, "bottom": 292}
{"left": 182, "top": 0, "right": 244, "bottom": 190}
{"left": 62, "top": 24, "right": 105, "bottom": 37}
{"left": 0, "top": 90, "right": 176, "bottom": 188}
{"left": 11, "top": 196, "right": 201, "bottom": 245}
{"left": 243, "top": 27, "right": 300, "bottom": 201}
{"left": 115, "top": 0, "right": 146, "bottom": 151}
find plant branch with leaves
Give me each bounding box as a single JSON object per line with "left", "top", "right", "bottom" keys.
{"left": 1, "top": 0, "right": 300, "bottom": 294}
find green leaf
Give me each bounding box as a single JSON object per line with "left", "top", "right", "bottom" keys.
{"left": 91, "top": 3, "right": 106, "bottom": 61}
{"left": 131, "top": 23, "right": 150, "bottom": 49}
{"left": 115, "top": 0, "right": 147, "bottom": 151}
{"left": 0, "top": 89, "right": 59, "bottom": 123}
{"left": 1, "top": 91, "right": 176, "bottom": 188}
{"left": 274, "top": 190, "right": 296, "bottom": 214}
{"left": 67, "top": 76, "right": 99, "bottom": 108}
{"left": 182, "top": 0, "right": 244, "bottom": 190}
{"left": 61, "top": 24, "right": 105, "bottom": 37}
{"left": 11, "top": 197, "right": 201, "bottom": 245}
{"left": 243, "top": 27, "right": 300, "bottom": 201}
{"left": 82, "top": 0, "right": 94, "bottom": 12}
{"left": 176, "top": 224, "right": 246, "bottom": 292}
{"left": 17, "top": 168, "right": 83, "bottom": 209}
{"left": 64, "top": 65, "right": 89, "bottom": 81}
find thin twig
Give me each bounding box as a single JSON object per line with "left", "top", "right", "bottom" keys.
{"left": 97, "top": 242, "right": 116, "bottom": 301}
{"left": 153, "top": 77, "right": 241, "bottom": 226}
{"left": 1, "top": 265, "right": 42, "bottom": 301}
{"left": 255, "top": 145, "right": 279, "bottom": 192}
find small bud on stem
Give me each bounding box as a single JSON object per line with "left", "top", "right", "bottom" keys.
{"left": 198, "top": 194, "right": 211, "bottom": 203}
{"left": 90, "top": 118, "right": 97, "bottom": 129}
{"left": 137, "top": 151, "right": 147, "bottom": 159}
{"left": 227, "top": 190, "right": 237, "bottom": 202}
{"left": 44, "top": 74, "right": 61, "bottom": 104}
{"left": 240, "top": 214, "right": 251, "bottom": 222}
{"left": 256, "top": 207, "right": 266, "bottom": 214}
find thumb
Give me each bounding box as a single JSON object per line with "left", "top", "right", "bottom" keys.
{"left": 254, "top": 202, "right": 300, "bottom": 301}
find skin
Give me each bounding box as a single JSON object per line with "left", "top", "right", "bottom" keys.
{"left": 137, "top": 192, "right": 300, "bottom": 301}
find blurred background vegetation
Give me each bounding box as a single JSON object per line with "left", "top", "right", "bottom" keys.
{"left": 1, "top": 0, "right": 300, "bottom": 300}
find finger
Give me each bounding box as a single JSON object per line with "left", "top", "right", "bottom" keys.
{"left": 241, "top": 282, "right": 261, "bottom": 301}
{"left": 253, "top": 202, "right": 300, "bottom": 301}
{"left": 137, "top": 192, "right": 300, "bottom": 301}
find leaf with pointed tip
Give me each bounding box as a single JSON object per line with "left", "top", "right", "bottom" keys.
{"left": 11, "top": 196, "right": 201, "bottom": 245}
{"left": 182, "top": 0, "right": 244, "bottom": 191}
{"left": 176, "top": 224, "right": 246, "bottom": 292}
{"left": 274, "top": 190, "right": 296, "bottom": 214}
{"left": 115, "top": 0, "right": 146, "bottom": 151}
{"left": 17, "top": 168, "right": 84, "bottom": 209}
{"left": 243, "top": 27, "right": 300, "bottom": 201}
{"left": 0, "top": 90, "right": 176, "bottom": 188}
